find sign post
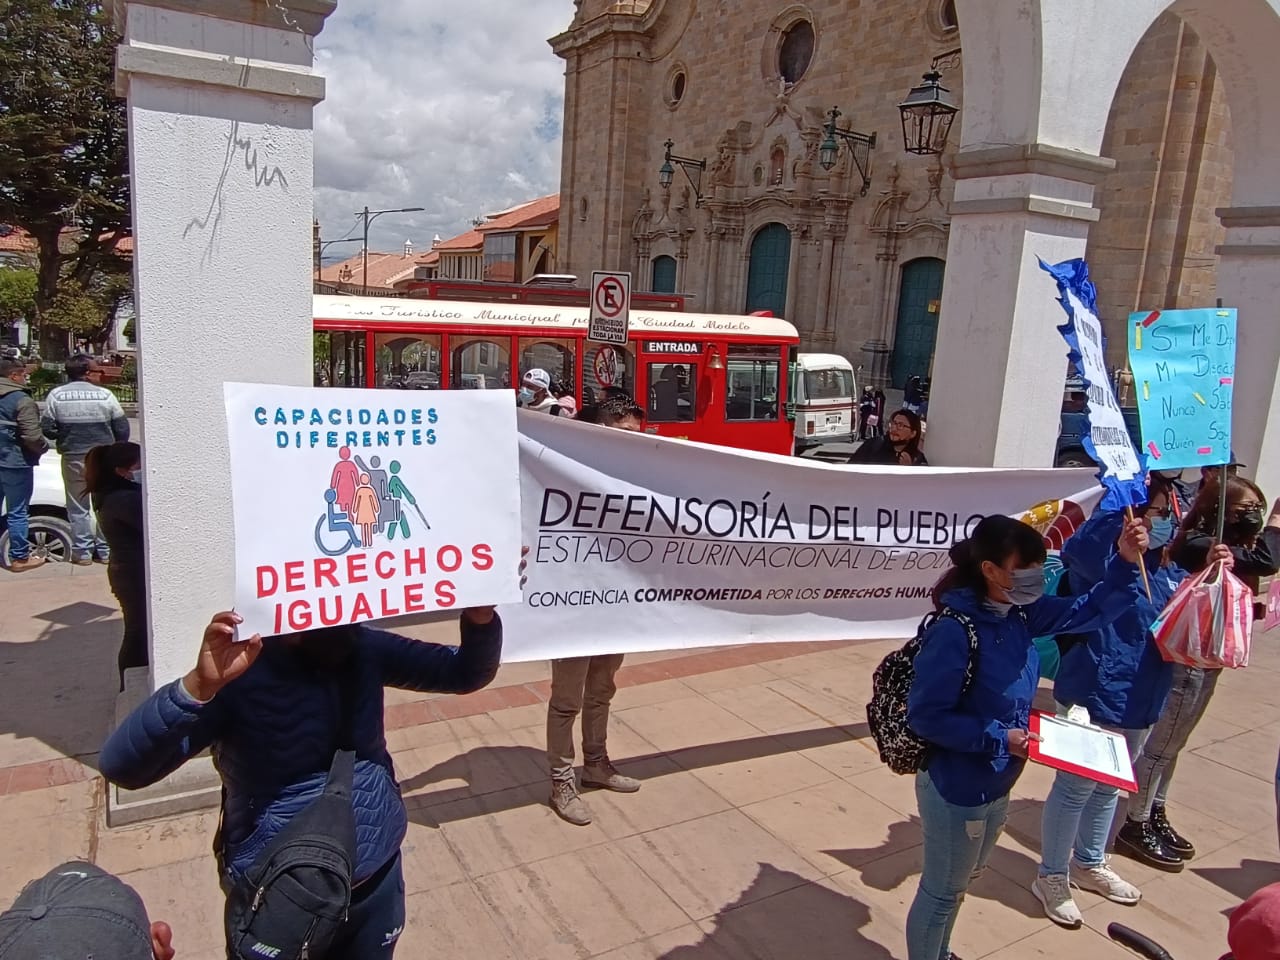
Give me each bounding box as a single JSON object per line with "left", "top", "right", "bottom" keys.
{"left": 589, "top": 270, "right": 631, "bottom": 345}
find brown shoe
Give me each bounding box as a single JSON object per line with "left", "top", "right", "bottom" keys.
{"left": 70, "top": 557, "right": 93, "bottom": 567}
{"left": 582, "top": 759, "right": 641, "bottom": 793}
{"left": 9, "top": 556, "right": 47, "bottom": 573}
{"left": 550, "top": 779, "right": 592, "bottom": 826}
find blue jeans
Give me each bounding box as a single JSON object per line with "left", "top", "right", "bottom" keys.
{"left": 1040, "top": 722, "right": 1150, "bottom": 875}
{"left": 62, "top": 454, "right": 108, "bottom": 560}
{"left": 0, "top": 465, "right": 34, "bottom": 562}
{"left": 907, "top": 770, "right": 1010, "bottom": 960}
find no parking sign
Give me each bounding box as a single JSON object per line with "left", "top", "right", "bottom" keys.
{"left": 588, "top": 270, "right": 631, "bottom": 345}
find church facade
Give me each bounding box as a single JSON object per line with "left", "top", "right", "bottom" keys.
{"left": 549, "top": 1, "right": 1232, "bottom": 386}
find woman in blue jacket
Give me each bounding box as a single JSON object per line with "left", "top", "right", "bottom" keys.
{"left": 905, "top": 513, "right": 1147, "bottom": 960}
{"left": 99, "top": 607, "right": 503, "bottom": 959}
{"left": 1032, "top": 478, "right": 1231, "bottom": 928}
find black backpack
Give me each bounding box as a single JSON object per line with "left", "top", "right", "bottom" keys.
{"left": 220, "top": 673, "right": 359, "bottom": 960}
{"left": 866, "top": 608, "right": 980, "bottom": 775}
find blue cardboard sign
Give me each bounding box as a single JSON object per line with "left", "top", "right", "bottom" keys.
{"left": 1040, "top": 258, "right": 1146, "bottom": 511}
{"left": 1127, "top": 308, "right": 1236, "bottom": 470}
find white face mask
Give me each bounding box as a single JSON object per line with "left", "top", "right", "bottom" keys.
{"left": 129, "top": 469, "right": 142, "bottom": 483}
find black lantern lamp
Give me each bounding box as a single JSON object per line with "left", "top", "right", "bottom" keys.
{"left": 818, "top": 107, "right": 877, "bottom": 197}
{"left": 899, "top": 49, "right": 961, "bottom": 156}
{"left": 658, "top": 139, "right": 707, "bottom": 204}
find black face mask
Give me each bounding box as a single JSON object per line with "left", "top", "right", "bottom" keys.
{"left": 1225, "top": 509, "right": 1264, "bottom": 542}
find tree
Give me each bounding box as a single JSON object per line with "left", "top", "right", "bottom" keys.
{"left": 0, "top": 0, "right": 130, "bottom": 357}
{"left": 0, "top": 265, "right": 37, "bottom": 332}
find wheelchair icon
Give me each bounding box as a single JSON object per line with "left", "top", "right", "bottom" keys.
{"left": 315, "top": 489, "right": 362, "bottom": 556}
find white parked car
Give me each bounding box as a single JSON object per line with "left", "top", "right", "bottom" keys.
{"left": 0, "top": 453, "right": 73, "bottom": 563}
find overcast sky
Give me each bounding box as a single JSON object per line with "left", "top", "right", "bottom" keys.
{"left": 313, "top": 0, "right": 570, "bottom": 261}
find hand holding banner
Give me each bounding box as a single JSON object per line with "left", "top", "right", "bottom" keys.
{"left": 1040, "top": 258, "right": 1147, "bottom": 512}
{"left": 224, "top": 384, "right": 523, "bottom": 638}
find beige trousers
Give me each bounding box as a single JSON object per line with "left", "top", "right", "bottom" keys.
{"left": 547, "top": 654, "right": 625, "bottom": 781}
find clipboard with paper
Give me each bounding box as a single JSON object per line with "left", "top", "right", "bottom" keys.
{"left": 1027, "top": 710, "right": 1138, "bottom": 792}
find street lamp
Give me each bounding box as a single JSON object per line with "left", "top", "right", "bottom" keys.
{"left": 658, "top": 140, "right": 707, "bottom": 205}
{"left": 357, "top": 205, "right": 425, "bottom": 294}
{"left": 899, "top": 48, "right": 961, "bottom": 156}
{"left": 818, "top": 107, "right": 877, "bottom": 197}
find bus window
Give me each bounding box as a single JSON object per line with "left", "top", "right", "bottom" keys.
{"left": 376, "top": 333, "right": 442, "bottom": 390}
{"left": 583, "top": 344, "right": 635, "bottom": 401}
{"left": 804, "top": 367, "right": 854, "bottom": 400}
{"left": 647, "top": 362, "right": 696, "bottom": 422}
{"left": 450, "top": 336, "right": 511, "bottom": 390}
{"left": 314, "top": 331, "right": 366, "bottom": 387}
{"left": 519, "top": 337, "right": 576, "bottom": 394}
{"left": 726, "top": 354, "right": 781, "bottom": 421}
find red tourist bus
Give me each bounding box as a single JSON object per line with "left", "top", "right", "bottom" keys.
{"left": 313, "top": 293, "right": 800, "bottom": 455}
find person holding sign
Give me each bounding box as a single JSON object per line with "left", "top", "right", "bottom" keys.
{"left": 99, "top": 605, "right": 504, "bottom": 958}
{"left": 1033, "top": 476, "right": 1231, "bottom": 926}
{"left": 546, "top": 394, "right": 647, "bottom": 826}
{"left": 904, "top": 514, "right": 1148, "bottom": 960}
{"left": 1119, "top": 474, "right": 1280, "bottom": 867}
{"left": 847, "top": 409, "right": 929, "bottom": 466}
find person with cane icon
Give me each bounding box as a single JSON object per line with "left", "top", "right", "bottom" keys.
{"left": 387, "top": 460, "right": 428, "bottom": 538}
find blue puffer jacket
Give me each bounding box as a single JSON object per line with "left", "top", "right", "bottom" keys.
{"left": 99, "top": 616, "right": 502, "bottom": 885}
{"left": 908, "top": 555, "right": 1141, "bottom": 807}
{"left": 1055, "top": 510, "right": 1187, "bottom": 729}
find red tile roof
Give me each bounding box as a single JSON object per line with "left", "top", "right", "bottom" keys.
{"left": 0, "top": 226, "right": 132, "bottom": 257}
{"left": 318, "top": 250, "right": 420, "bottom": 290}
{"left": 431, "top": 229, "right": 484, "bottom": 253}
{"left": 477, "top": 194, "right": 559, "bottom": 233}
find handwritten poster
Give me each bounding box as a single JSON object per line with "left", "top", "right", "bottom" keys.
{"left": 1127, "top": 308, "right": 1237, "bottom": 469}
{"left": 224, "top": 384, "right": 523, "bottom": 637}
{"left": 1040, "top": 258, "right": 1146, "bottom": 510}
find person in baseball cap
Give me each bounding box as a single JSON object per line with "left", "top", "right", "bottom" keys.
{"left": 519, "top": 367, "right": 561, "bottom": 415}
{"left": 1223, "top": 882, "right": 1280, "bottom": 959}
{"left": 0, "top": 861, "right": 174, "bottom": 959}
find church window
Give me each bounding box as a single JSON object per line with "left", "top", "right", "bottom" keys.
{"left": 778, "top": 20, "right": 814, "bottom": 86}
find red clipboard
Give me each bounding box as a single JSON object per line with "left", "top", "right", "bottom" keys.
{"left": 1028, "top": 710, "right": 1138, "bottom": 792}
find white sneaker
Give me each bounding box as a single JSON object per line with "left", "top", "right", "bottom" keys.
{"left": 1073, "top": 859, "right": 1142, "bottom": 905}
{"left": 1032, "top": 874, "right": 1083, "bottom": 929}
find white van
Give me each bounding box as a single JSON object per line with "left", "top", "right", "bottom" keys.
{"left": 790, "top": 353, "right": 857, "bottom": 454}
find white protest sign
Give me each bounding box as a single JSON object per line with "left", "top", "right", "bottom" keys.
{"left": 498, "top": 413, "right": 1103, "bottom": 662}
{"left": 224, "top": 384, "right": 522, "bottom": 637}
{"left": 1064, "top": 289, "right": 1143, "bottom": 483}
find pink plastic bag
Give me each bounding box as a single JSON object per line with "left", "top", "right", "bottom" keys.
{"left": 1152, "top": 561, "right": 1253, "bottom": 669}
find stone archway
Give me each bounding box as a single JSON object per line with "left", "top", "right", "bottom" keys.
{"left": 926, "top": 0, "right": 1280, "bottom": 494}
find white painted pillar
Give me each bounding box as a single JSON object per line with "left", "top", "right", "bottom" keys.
{"left": 924, "top": 146, "right": 1113, "bottom": 467}
{"left": 112, "top": 0, "right": 335, "bottom": 688}
{"left": 1215, "top": 206, "right": 1280, "bottom": 497}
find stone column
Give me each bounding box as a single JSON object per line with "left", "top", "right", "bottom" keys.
{"left": 1216, "top": 206, "right": 1280, "bottom": 496}
{"left": 783, "top": 224, "right": 801, "bottom": 321}
{"left": 704, "top": 225, "right": 722, "bottom": 312}
{"left": 112, "top": 0, "right": 335, "bottom": 689}
{"left": 924, "top": 145, "right": 1114, "bottom": 467}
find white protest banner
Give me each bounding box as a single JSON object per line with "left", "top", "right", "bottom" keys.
{"left": 498, "top": 413, "right": 1103, "bottom": 662}
{"left": 225, "top": 384, "right": 522, "bottom": 637}
{"left": 1040, "top": 258, "right": 1147, "bottom": 511}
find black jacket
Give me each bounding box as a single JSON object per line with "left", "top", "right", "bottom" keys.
{"left": 847, "top": 436, "right": 928, "bottom": 466}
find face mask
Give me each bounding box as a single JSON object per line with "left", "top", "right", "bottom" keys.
{"left": 518, "top": 388, "right": 534, "bottom": 404}
{"left": 1147, "top": 516, "right": 1175, "bottom": 550}
{"left": 1226, "top": 509, "right": 1264, "bottom": 541}
{"left": 1006, "top": 566, "right": 1045, "bottom": 606}
{"left": 129, "top": 470, "right": 143, "bottom": 484}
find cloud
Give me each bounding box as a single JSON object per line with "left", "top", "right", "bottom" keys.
{"left": 313, "top": 0, "right": 570, "bottom": 258}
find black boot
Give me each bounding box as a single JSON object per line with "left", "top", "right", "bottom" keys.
{"left": 1150, "top": 804, "right": 1196, "bottom": 860}
{"left": 1115, "top": 817, "right": 1185, "bottom": 872}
